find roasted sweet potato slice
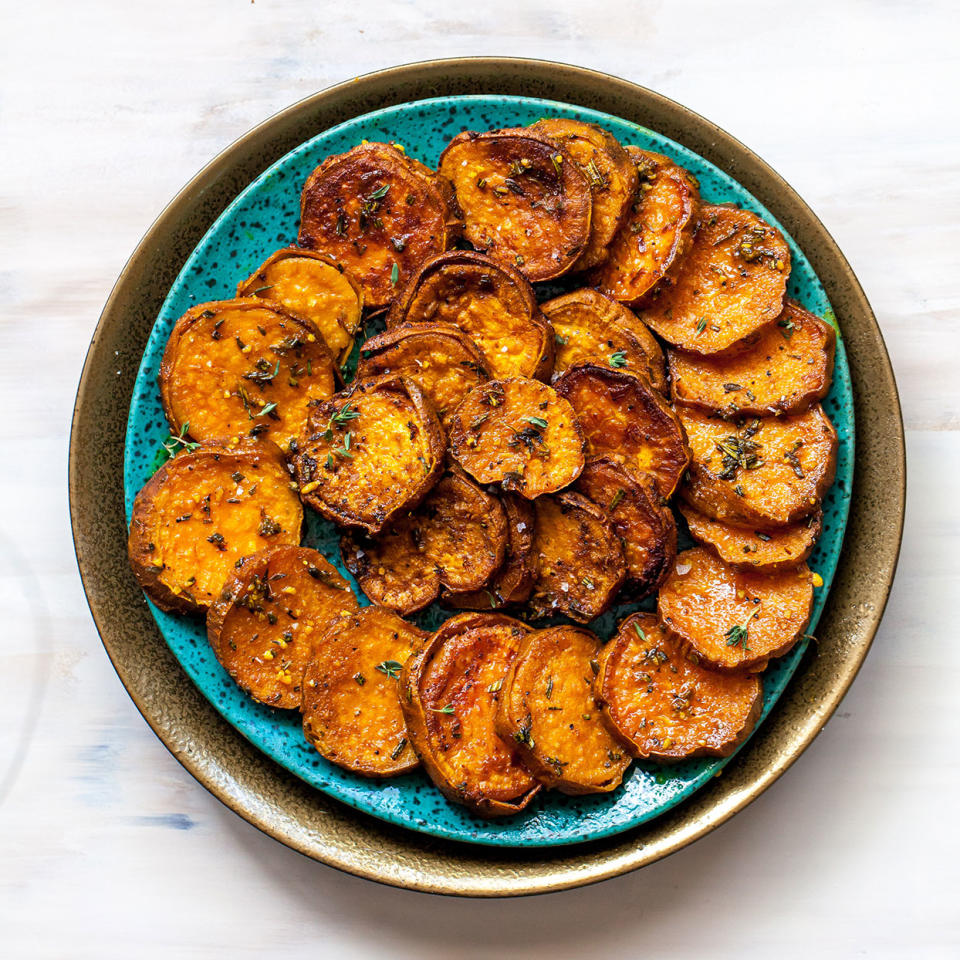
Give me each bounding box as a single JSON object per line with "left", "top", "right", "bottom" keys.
{"left": 529, "top": 118, "right": 637, "bottom": 270}
{"left": 399, "top": 612, "right": 540, "bottom": 816}
{"left": 574, "top": 457, "right": 677, "bottom": 598}
{"left": 541, "top": 288, "right": 667, "bottom": 392}
{"left": 529, "top": 493, "right": 626, "bottom": 623}
{"left": 497, "top": 625, "right": 630, "bottom": 794}
{"left": 658, "top": 547, "right": 814, "bottom": 672}
{"left": 301, "top": 606, "right": 427, "bottom": 776}
{"left": 294, "top": 375, "right": 445, "bottom": 535}
{"left": 678, "top": 404, "right": 838, "bottom": 526}
{"left": 341, "top": 470, "right": 508, "bottom": 615}
{"left": 553, "top": 361, "right": 689, "bottom": 497}
{"left": 298, "top": 141, "right": 461, "bottom": 308}
{"left": 207, "top": 546, "right": 356, "bottom": 708}
{"left": 128, "top": 440, "right": 303, "bottom": 615}
{"left": 589, "top": 147, "right": 700, "bottom": 305}
{"left": 448, "top": 378, "right": 585, "bottom": 498}
{"left": 438, "top": 128, "right": 592, "bottom": 281}
{"left": 159, "top": 298, "right": 338, "bottom": 451}
{"left": 680, "top": 503, "right": 822, "bottom": 573}
{"left": 387, "top": 251, "right": 553, "bottom": 380}
{"left": 596, "top": 613, "right": 762, "bottom": 760}
{"left": 642, "top": 204, "right": 790, "bottom": 352}
{"left": 236, "top": 248, "right": 363, "bottom": 364}
{"left": 668, "top": 300, "right": 837, "bottom": 416}
{"left": 357, "top": 322, "right": 490, "bottom": 430}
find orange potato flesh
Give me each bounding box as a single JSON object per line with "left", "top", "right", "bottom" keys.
{"left": 642, "top": 204, "right": 790, "bottom": 352}
{"left": 159, "top": 299, "right": 338, "bottom": 451}
{"left": 597, "top": 613, "right": 762, "bottom": 760}
{"left": 669, "top": 301, "right": 836, "bottom": 416}
{"left": 207, "top": 546, "right": 357, "bottom": 709}
{"left": 301, "top": 606, "right": 427, "bottom": 776}
{"left": 678, "top": 403, "right": 838, "bottom": 526}
{"left": 590, "top": 147, "right": 700, "bottom": 306}
{"left": 497, "top": 625, "right": 631, "bottom": 794}
{"left": 657, "top": 547, "right": 814, "bottom": 672}
{"left": 127, "top": 440, "right": 303, "bottom": 615}
{"left": 448, "top": 378, "right": 585, "bottom": 499}
{"left": 553, "top": 361, "right": 689, "bottom": 497}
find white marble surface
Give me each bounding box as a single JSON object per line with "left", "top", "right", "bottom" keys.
{"left": 1, "top": 0, "right": 957, "bottom": 955}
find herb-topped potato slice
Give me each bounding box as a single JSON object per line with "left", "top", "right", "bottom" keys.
{"left": 448, "top": 378, "right": 585, "bottom": 498}
{"left": 529, "top": 493, "right": 627, "bottom": 623}
{"left": 438, "top": 128, "right": 592, "bottom": 281}
{"left": 357, "top": 322, "right": 490, "bottom": 430}
{"left": 399, "top": 612, "right": 540, "bottom": 817}
{"left": 658, "top": 547, "right": 814, "bottom": 672}
{"left": 207, "top": 546, "right": 357, "bottom": 708}
{"left": 294, "top": 375, "right": 444, "bottom": 535}
{"left": 678, "top": 404, "right": 838, "bottom": 526}
{"left": 301, "top": 606, "right": 427, "bottom": 777}
{"left": 668, "top": 300, "right": 837, "bottom": 416}
{"left": 236, "top": 248, "right": 363, "bottom": 364}
{"left": 590, "top": 147, "right": 700, "bottom": 305}
{"left": 596, "top": 613, "right": 762, "bottom": 760}
{"left": 127, "top": 439, "right": 303, "bottom": 615}
{"left": 642, "top": 204, "right": 791, "bottom": 352}
{"left": 298, "top": 141, "right": 461, "bottom": 308}
{"left": 497, "top": 625, "right": 631, "bottom": 794}
{"left": 529, "top": 118, "right": 638, "bottom": 270}
{"left": 159, "top": 298, "right": 338, "bottom": 452}
{"left": 554, "top": 360, "right": 689, "bottom": 497}
{"left": 387, "top": 251, "right": 553, "bottom": 380}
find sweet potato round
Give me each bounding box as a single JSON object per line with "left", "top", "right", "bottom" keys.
{"left": 127, "top": 439, "right": 303, "bottom": 615}
{"left": 301, "top": 606, "right": 427, "bottom": 777}
{"left": 497, "top": 625, "right": 631, "bottom": 794}
{"left": 206, "top": 545, "right": 357, "bottom": 708}
{"left": 399, "top": 612, "right": 540, "bottom": 817}
{"left": 658, "top": 546, "right": 814, "bottom": 672}
{"left": 438, "top": 128, "right": 592, "bottom": 281}
{"left": 596, "top": 613, "right": 762, "bottom": 760}
{"left": 159, "top": 298, "right": 338, "bottom": 451}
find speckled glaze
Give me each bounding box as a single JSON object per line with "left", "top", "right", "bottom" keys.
{"left": 73, "top": 59, "right": 903, "bottom": 893}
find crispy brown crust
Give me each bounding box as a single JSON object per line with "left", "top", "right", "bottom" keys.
{"left": 127, "top": 439, "right": 303, "bottom": 615}
{"left": 438, "top": 128, "right": 592, "bottom": 282}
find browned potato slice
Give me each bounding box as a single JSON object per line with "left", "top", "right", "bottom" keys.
{"left": 399, "top": 612, "right": 541, "bottom": 816}
{"left": 294, "top": 375, "right": 445, "bottom": 535}
{"left": 574, "top": 457, "right": 677, "bottom": 598}
{"left": 658, "top": 547, "right": 814, "bottom": 672}
{"left": 596, "top": 613, "right": 762, "bottom": 760}
{"left": 553, "top": 361, "right": 689, "bottom": 497}
{"left": 298, "top": 141, "right": 461, "bottom": 308}
{"left": 301, "top": 606, "right": 427, "bottom": 776}
{"left": 159, "top": 298, "right": 338, "bottom": 451}
{"left": 541, "top": 287, "right": 667, "bottom": 392}
{"left": 448, "top": 378, "right": 585, "bottom": 498}
{"left": 357, "top": 322, "right": 490, "bottom": 430}
{"left": 678, "top": 404, "right": 838, "bottom": 526}
{"left": 127, "top": 439, "right": 303, "bottom": 615}
{"left": 669, "top": 300, "right": 837, "bottom": 416}
{"left": 497, "top": 625, "right": 631, "bottom": 794}
{"left": 589, "top": 147, "right": 700, "bottom": 305}
{"left": 642, "top": 204, "right": 791, "bottom": 352}
{"left": 438, "top": 128, "right": 592, "bottom": 281}
{"left": 341, "top": 471, "right": 508, "bottom": 615}
{"left": 529, "top": 118, "right": 638, "bottom": 270}
{"left": 387, "top": 251, "right": 553, "bottom": 380}
{"left": 529, "top": 493, "right": 627, "bottom": 623}
{"left": 207, "top": 546, "right": 356, "bottom": 708}
{"left": 236, "top": 248, "right": 363, "bottom": 364}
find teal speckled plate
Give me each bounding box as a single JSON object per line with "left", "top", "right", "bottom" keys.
{"left": 123, "top": 95, "right": 853, "bottom": 848}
